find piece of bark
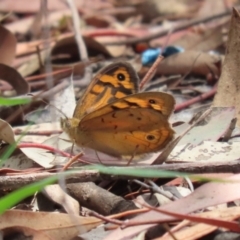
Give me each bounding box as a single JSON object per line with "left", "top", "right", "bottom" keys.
{"left": 67, "top": 182, "right": 138, "bottom": 215}
{"left": 213, "top": 8, "right": 240, "bottom": 126}
{"left": 1, "top": 160, "right": 240, "bottom": 190}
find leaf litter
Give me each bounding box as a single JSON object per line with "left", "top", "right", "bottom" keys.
{"left": 1, "top": 1, "right": 240, "bottom": 240}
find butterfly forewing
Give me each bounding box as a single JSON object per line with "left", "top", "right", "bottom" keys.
{"left": 73, "top": 62, "right": 140, "bottom": 119}
{"left": 80, "top": 92, "right": 175, "bottom": 123}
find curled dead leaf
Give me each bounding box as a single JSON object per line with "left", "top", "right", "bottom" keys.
{"left": 0, "top": 25, "right": 16, "bottom": 66}
{"left": 51, "top": 36, "right": 111, "bottom": 64}
{"left": 0, "top": 64, "right": 29, "bottom": 95}
{"left": 0, "top": 118, "right": 15, "bottom": 144}
{"left": 156, "top": 51, "right": 221, "bottom": 78}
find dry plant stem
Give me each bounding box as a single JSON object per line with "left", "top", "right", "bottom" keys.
{"left": 41, "top": 0, "right": 54, "bottom": 91}
{"left": 148, "top": 180, "right": 178, "bottom": 201}
{"left": 14, "top": 129, "right": 62, "bottom": 136}
{"left": 66, "top": 0, "right": 92, "bottom": 97}
{"left": 133, "top": 179, "right": 177, "bottom": 201}
{"left": 174, "top": 84, "right": 217, "bottom": 112}
{"left": 2, "top": 160, "right": 240, "bottom": 190}
{"left": 26, "top": 68, "right": 72, "bottom": 82}
{"left": 108, "top": 208, "right": 149, "bottom": 220}
{"left": 66, "top": 0, "right": 88, "bottom": 61}
{"left": 17, "top": 143, "right": 71, "bottom": 158}
{"left": 105, "top": 7, "right": 234, "bottom": 45}
{"left": 89, "top": 211, "right": 123, "bottom": 225}
{"left": 222, "top": 118, "right": 237, "bottom": 141}
{"left": 124, "top": 203, "right": 240, "bottom": 231}
{"left": 89, "top": 209, "right": 152, "bottom": 230}
{"left": 16, "top": 80, "right": 70, "bottom": 102}
{"left": 139, "top": 55, "right": 164, "bottom": 90}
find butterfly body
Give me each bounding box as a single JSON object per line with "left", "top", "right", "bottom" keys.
{"left": 61, "top": 62, "right": 175, "bottom": 158}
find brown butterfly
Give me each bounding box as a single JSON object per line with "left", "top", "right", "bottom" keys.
{"left": 61, "top": 62, "right": 175, "bottom": 158}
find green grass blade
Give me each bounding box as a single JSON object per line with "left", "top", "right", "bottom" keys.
{"left": 0, "top": 97, "right": 31, "bottom": 106}
{"left": 0, "top": 176, "right": 57, "bottom": 214}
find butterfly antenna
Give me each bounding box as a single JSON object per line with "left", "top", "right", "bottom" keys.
{"left": 27, "top": 94, "right": 69, "bottom": 119}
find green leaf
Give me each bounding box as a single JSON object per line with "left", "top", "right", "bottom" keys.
{"left": 0, "top": 97, "right": 31, "bottom": 106}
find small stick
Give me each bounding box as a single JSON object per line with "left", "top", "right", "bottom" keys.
{"left": 61, "top": 152, "right": 85, "bottom": 171}
{"left": 174, "top": 84, "right": 217, "bottom": 112}
{"left": 66, "top": 0, "right": 88, "bottom": 61}
{"left": 140, "top": 55, "right": 164, "bottom": 90}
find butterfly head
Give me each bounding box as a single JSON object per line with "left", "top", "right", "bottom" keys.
{"left": 60, "top": 117, "right": 80, "bottom": 139}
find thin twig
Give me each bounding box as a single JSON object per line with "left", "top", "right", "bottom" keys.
{"left": 66, "top": 0, "right": 88, "bottom": 61}
{"left": 104, "top": 7, "right": 235, "bottom": 45}
{"left": 1, "top": 161, "right": 240, "bottom": 190}
{"left": 140, "top": 55, "right": 164, "bottom": 90}
{"left": 174, "top": 84, "right": 217, "bottom": 112}
{"left": 61, "top": 152, "right": 86, "bottom": 171}
{"left": 17, "top": 143, "right": 71, "bottom": 158}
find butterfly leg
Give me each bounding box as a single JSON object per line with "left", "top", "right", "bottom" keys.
{"left": 95, "top": 151, "right": 104, "bottom": 165}
{"left": 126, "top": 144, "right": 139, "bottom": 165}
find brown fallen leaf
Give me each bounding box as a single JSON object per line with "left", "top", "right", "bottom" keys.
{"left": 0, "top": 25, "right": 16, "bottom": 66}
{"left": 0, "top": 210, "right": 102, "bottom": 240}
{"left": 105, "top": 173, "right": 240, "bottom": 240}
{"left": 155, "top": 50, "right": 221, "bottom": 78}
{"left": 2, "top": 226, "right": 53, "bottom": 240}
{"left": 157, "top": 206, "right": 240, "bottom": 240}
{"left": 51, "top": 35, "right": 111, "bottom": 64}
{"left": 213, "top": 8, "right": 240, "bottom": 127}
{"left": 0, "top": 64, "right": 29, "bottom": 95}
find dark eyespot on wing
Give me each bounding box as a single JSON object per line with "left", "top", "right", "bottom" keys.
{"left": 146, "top": 135, "right": 155, "bottom": 141}
{"left": 149, "top": 99, "right": 156, "bottom": 104}
{"left": 117, "top": 73, "right": 125, "bottom": 81}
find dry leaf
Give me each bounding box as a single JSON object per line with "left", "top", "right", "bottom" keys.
{"left": 0, "top": 25, "right": 16, "bottom": 66}
{"left": 158, "top": 207, "right": 240, "bottom": 240}
{"left": 105, "top": 174, "right": 240, "bottom": 240}
{"left": 44, "top": 184, "right": 80, "bottom": 214}
{"left": 0, "top": 64, "right": 29, "bottom": 95}
{"left": 0, "top": 210, "right": 102, "bottom": 240}
{"left": 169, "top": 141, "right": 240, "bottom": 163}
{"left": 156, "top": 50, "right": 221, "bottom": 78}
{"left": 0, "top": 118, "right": 15, "bottom": 144}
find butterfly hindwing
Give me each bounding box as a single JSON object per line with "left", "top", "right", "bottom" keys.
{"left": 76, "top": 92, "right": 175, "bottom": 156}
